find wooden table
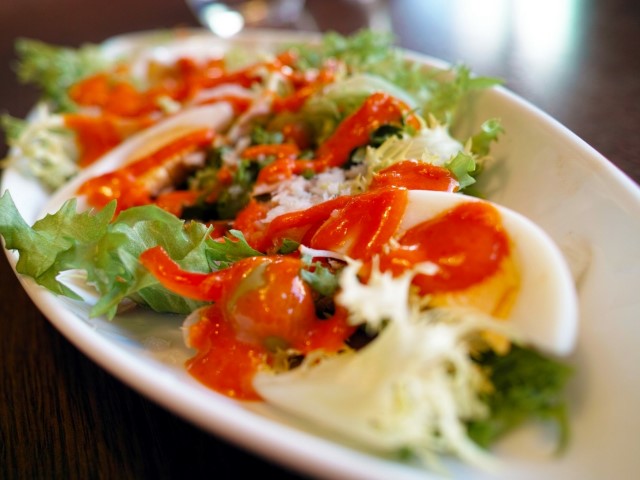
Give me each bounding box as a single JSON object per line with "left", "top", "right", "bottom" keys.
{"left": 1, "top": 0, "right": 638, "bottom": 478}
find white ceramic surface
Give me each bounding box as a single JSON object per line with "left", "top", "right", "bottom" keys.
{"left": 2, "top": 29, "right": 640, "bottom": 480}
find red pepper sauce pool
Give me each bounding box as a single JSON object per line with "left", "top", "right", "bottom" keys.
{"left": 380, "top": 201, "right": 511, "bottom": 294}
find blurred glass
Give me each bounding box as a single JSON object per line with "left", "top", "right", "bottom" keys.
{"left": 186, "top": 0, "right": 317, "bottom": 37}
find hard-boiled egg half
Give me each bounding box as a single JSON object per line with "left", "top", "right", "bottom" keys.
{"left": 400, "top": 189, "right": 578, "bottom": 356}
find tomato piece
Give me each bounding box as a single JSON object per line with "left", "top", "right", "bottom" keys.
{"left": 142, "top": 248, "right": 356, "bottom": 400}
{"left": 217, "top": 256, "right": 318, "bottom": 350}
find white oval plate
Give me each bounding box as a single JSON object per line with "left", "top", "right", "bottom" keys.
{"left": 3, "top": 29, "right": 640, "bottom": 480}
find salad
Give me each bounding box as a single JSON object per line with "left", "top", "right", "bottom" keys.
{"left": 0, "top": 29, "right": 574, "bottom": 474}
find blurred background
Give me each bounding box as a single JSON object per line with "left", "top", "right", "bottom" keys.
{"left": 1, "top": 0, "right": 638, "bottom": 181}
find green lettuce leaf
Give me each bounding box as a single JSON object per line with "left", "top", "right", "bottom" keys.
{"left": 300, "top": 262, "right": 340, "bottom": 298}
{"left": 471, "top": 118, "right": 504, "bottom": 157}
{"left": 425, "top": 64, "right": 503, "bottom": 124}
{"left": 14, "top": 38, "right": 110, "bottom": 112}
{"left": 468, "top": 345, "right": 573, "bottom": 451}
{"left": 0, "top": 192, "right": 114, "bottom": 297}
{"left": 288, "top": 30, "right": 503, "bottom": 124}
{"left": 0, "top": 191, "right": 259, "bottom": 319}
{"left": 446, "top": 151, "right": 478, "bottom": 190}
{"left": 205, "top": 230, "right": 263, "bottom": 270}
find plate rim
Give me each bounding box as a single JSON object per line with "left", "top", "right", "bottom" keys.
{"left": 2, "top": 27, "right": 640, "bottom": 480}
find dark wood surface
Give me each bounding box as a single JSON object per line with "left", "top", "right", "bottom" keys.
{"left": 1, "top": 1, "right": 638, "bottom": 479}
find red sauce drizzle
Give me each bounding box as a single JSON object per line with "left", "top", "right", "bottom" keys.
{"left": 77, "top": 128, "right": 215, "bottom": 213}
{"left": 370, "top": 160, "right": 459, "bottom": 193}
{"left": 64, "top": 115, "right": 123, "bottom": 167}
{"left": 255, "top": 188, "right": 408, "bottom": 257}
{"left": 380, "top": 201, "right": 510, "bottom": 293}
{"left": 186, "top": 304, "right": 269, "bottom": 400}
{"left": 255, "top": 92, "right": 419, "bottom": 184}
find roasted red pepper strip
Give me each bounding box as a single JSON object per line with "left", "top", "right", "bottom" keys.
{"left": 153, "top": 190, "right": 202, "bottom": 217}
{"left": 309, "top": 188, "right": 408, "bottom": 260}
{"left": 255, "top": 195, "right": 352, "bottom": 253}
{"left": 69, "top": 73, "right": 166, "bottom": 118}
{"left": 315, "top": 92, "right": 415, "bottom": 167}
{"left": 256, "top": 157, "right": 316, "bottom": 184}
{"left": 232, "top": 198, "right": 271, "bottom": 249}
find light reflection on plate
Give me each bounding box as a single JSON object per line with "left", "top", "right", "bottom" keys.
{"left": 2, "top": 29, "right": 640, "bottom": 480}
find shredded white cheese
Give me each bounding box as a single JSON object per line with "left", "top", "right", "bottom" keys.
{"left": 262, "top": 167, "right": 358, "bottom": 223}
